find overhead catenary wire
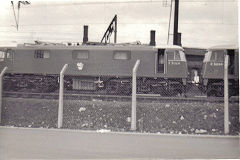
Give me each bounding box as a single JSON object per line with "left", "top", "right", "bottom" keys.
{"left": 2, "top": 0, "right": 237, "bottom": 10}
{"left": 3, "top": 0, "right": 237, "bottom": 30}
{"left": 20, "top": 0, "right": 237, "bottom": 5}
{"left": 3, "top": 0, "right": 236, "bottom": 29}
{"left": 1, "top": 0, "right": 237, "bottom": 47}
{"left": 0, "top": 21, "right": 237, "bottom": 28}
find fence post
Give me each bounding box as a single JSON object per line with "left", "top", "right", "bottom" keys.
{"left": 58, "top": 64, "right": 68, "bottom": 128}
{"left": 224, "top": 55, "right": 229, "bottom": 134}
{"left": 0, "top": 67, "right": 7, "bottom": 124}
{"left": 131, "top": 60, "right": 140, "bottom": 131}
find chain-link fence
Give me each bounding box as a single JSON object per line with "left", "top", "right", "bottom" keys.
{"left": 0, "top": 59, "right": 239, "bottom": 135}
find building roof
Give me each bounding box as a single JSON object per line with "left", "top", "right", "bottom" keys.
{"left": 183, "top": 47, "right": 206, "bottom": 56}
{"left": 208, "top": 44, "right": 239, "bottom": 50}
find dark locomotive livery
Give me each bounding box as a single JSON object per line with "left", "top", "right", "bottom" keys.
{"left": 0, "top": 42, "right": 188, "bottom": 96}
{"left": 201, "top": 45, "right": 239, "bottom": 97}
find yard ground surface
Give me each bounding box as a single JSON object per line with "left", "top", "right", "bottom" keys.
{"left": 1, "top": 97, "right": 239, "bottom": 135}
{"left": 0, "top": 127, "right": 239, "bottom": 159}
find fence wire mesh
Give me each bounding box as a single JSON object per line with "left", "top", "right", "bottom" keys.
{"left": 60, "top": 74, "right": 239, "bottom": 134}
{"left": 0, "top": 72, "right": 239, "bottom": 135}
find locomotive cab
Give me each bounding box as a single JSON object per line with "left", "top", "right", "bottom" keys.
{"left": 202, "top": 45, "right": 239, "bottom": 81}
{"left": 155, "top": 46, "right": 188, "bottom": 79}
{"left": 201, "top": 45, "right": 239, "bottom": 96}
{"left": 152, "top": 46, "right": 188, "bottom": 96}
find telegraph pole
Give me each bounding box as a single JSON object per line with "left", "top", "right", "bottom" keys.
{"left": 173, "top": 0, "right": 179, "bottom": 45}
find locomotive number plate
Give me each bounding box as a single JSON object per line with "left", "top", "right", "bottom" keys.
{"left": 168, "top": 61, "right": 180, "bottom": 65}
{"left": 210, "top": 62, "right": 223, "bottom": 66}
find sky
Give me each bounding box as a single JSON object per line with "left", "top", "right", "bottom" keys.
{"left": 0, "top": 0, "right": 238, "bottom": 48}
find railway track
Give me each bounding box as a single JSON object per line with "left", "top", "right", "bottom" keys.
{"left": 3, "top": 91, "right": 236, "bottom": 103}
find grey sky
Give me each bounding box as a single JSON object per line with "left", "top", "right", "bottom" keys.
{"left": 0, "top": 0, "right": 238, "bottom": 48}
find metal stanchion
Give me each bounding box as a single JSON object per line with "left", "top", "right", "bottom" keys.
{"left": 58, "top": 64, "right": 68, "bottom": 128}
{"left": 131, "top": 60, "right": 140, "bottom": 131}
{"left": 224, "top": 55, "right": 229, "bottom": 134}
{"left": 0, "top": 67, "right": 7, "bottom": 124}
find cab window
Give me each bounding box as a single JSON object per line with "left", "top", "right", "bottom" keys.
{"left": 72, "top": 50, "right": 89, "bottom": 59}
{"left": 0, "top": 51, "right": 5, "bottom": 61}
{"left": 167, "top": 51, "right": 174, "bottom": 60}
{"left": 0, "top": 50, "right": 14, "bottom": 61}
{"left": 34, "top": 50, "right": 50, "bottom": 59}
{"left": 166, "top": 50, "right": 181, "bottom": 60}
{"left": 210, "top": 50, "right": 224, "bottom": 62}
{"left": 210, "top": 52, "right": 216, "bottom": 61}
{"left": 175, "top": 51, "right": 181, "bottom": 60}
{"left": 113, "top": 51, "right": 131, "bottom": 60}
{"left": 203, "top": 51, "right": 211, "bottom": 62}
{"left": 216, "top": 51, "right": 224, "bottom": 61}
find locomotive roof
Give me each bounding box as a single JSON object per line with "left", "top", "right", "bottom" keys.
{"left": 208, "top": 44, "right": 239, "bottom": 50}
{"left": 0, "top": 42, "right": 183, "bottom": 51}
{"left": 155, "top": 45, "right": 183, "bottom": 50}
{"left": 0, "top": 43, "right": 18, "bottom": 48}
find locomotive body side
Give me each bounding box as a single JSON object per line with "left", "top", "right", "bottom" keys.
{"left": 0, "top": 44, "right": 188, "bottom": 96}
{"left": 1, "top": 45, "right": 187, "bottom": 78}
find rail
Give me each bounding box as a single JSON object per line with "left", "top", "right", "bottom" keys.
{"left": 2, "top": 91, "right": 232, "bottom": 103}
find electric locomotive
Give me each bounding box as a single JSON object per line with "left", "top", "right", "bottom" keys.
{"left": 0, "top": 39, "right": 188, "bottom": 96}
{"left": 201, "top": 45, "right": 239, "bottom": 97}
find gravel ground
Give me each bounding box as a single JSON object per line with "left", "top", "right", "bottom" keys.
{"left": 1, "top": 97, "right": 239, "bottom": 135}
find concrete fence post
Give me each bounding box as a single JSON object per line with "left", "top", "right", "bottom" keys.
{"left": 224, "top": 55, "right": 229, "bottom": 134}
{"left": 0, "top": 67, "right": 7, "bottom": 124}
{"left": 131, "top": 60, "right": 140, "bottom": 131}
{"left": 58, "top": 64, "right": 68, "bottom": 128}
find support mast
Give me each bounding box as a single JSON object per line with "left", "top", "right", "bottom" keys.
{"left": 173, "top": 0, "right": 179, "bottom": 45}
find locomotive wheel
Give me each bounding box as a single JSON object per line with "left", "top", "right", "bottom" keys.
{"left": 152, "top": 84, "right": 183, "bottom": 97}
{"left": 207, "top": 85, "right": 224, "bottom": 97}
{"left": 216, "top": 90, "right": 224, "bottom": 97}
{"left": 106, "top": 79, "right": 132, "bottom": 95}
{"left": 207, "top": 90, "right": 217, "bottom": 97}
{"left": 160, "top": 89, "right": 180, "bottom": 97}
{"left": 106, "top": 81, "right": 119, "bottom": 95}
{"left": 159, "top": 90, "right": 172, "bottom": 96}
{"left": 229, "top": 87, "right": 239, "bottom": 97}
{"left": 120, "top": 88, "right": 132, "bottom": 96}
{"left": 151, "top": 86, "right": 161, "bottom": 94}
